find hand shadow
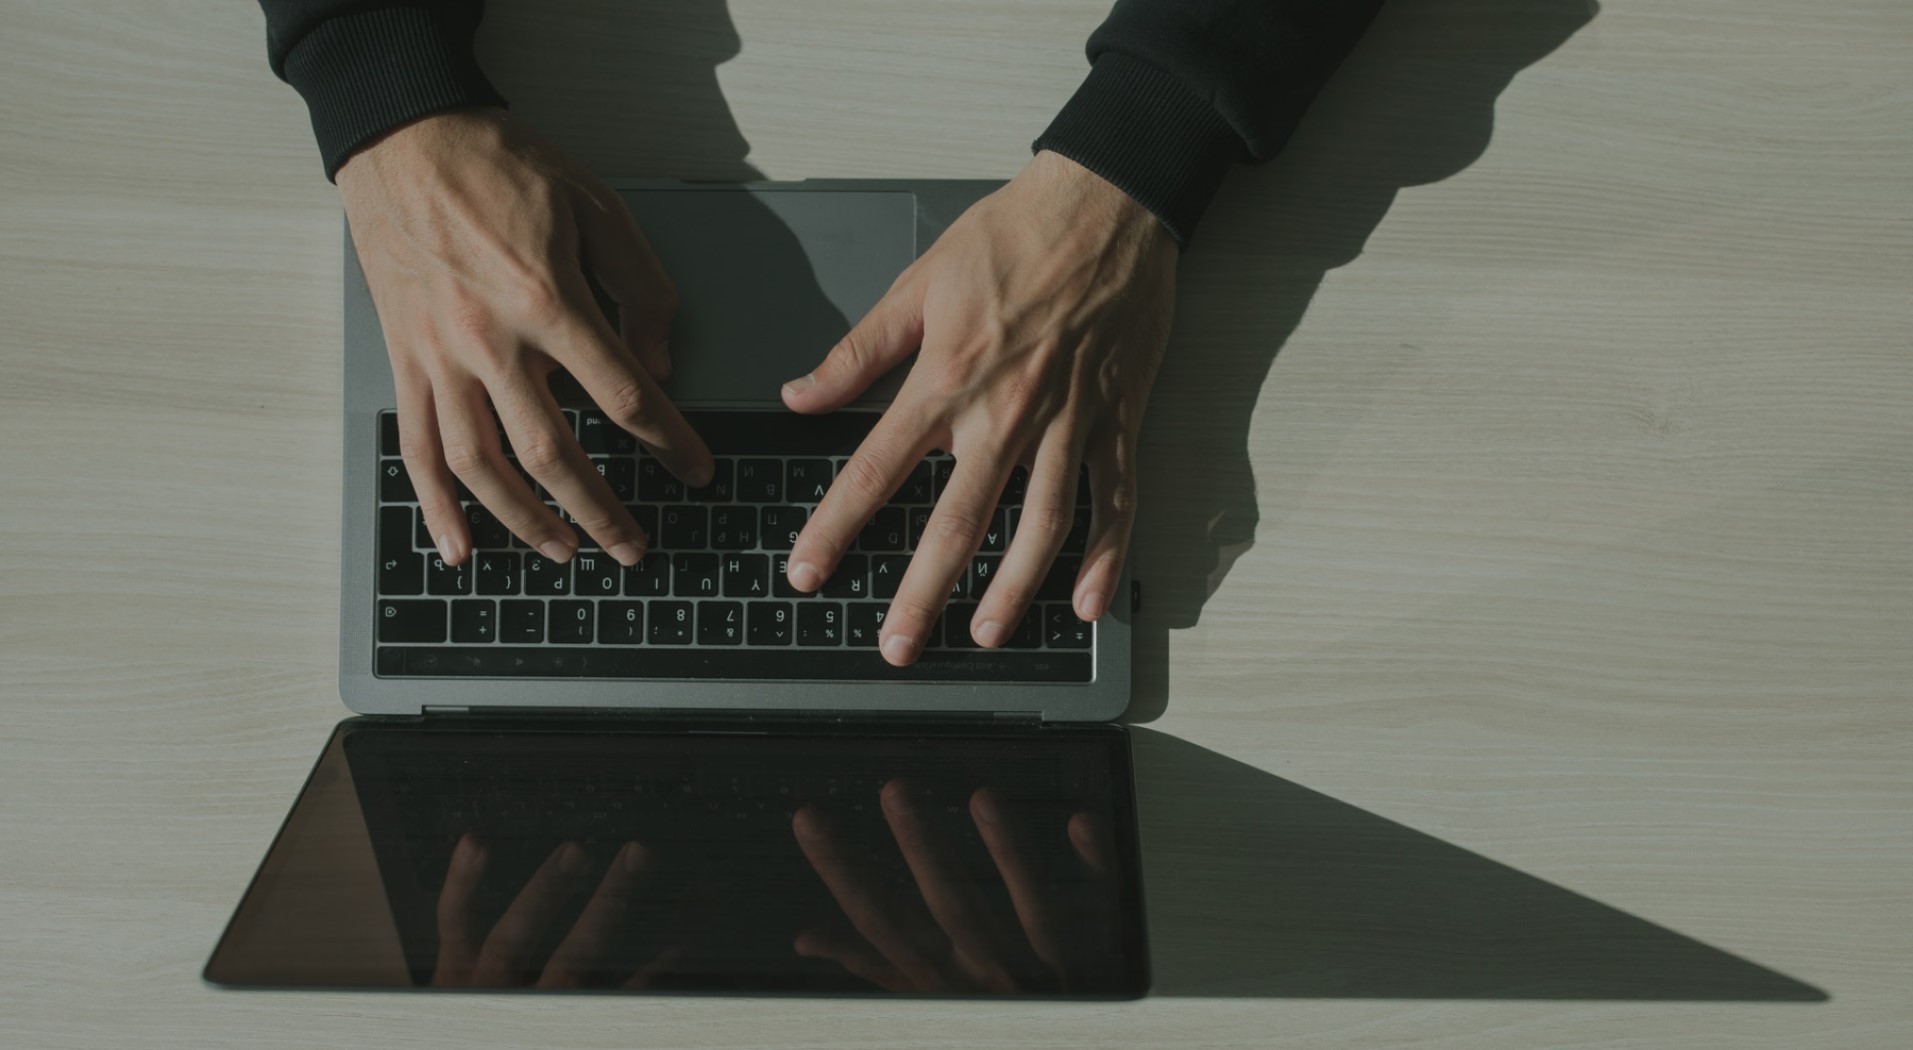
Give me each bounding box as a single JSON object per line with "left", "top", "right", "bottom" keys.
{"left": 1127, "top": 0, "right": 1602, "bottom": 720}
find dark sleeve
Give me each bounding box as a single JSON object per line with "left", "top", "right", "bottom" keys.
{"left": 1032, "top": 0, "right": 1383, "bottom": 247}
{"left": 257, "top": 1, "right": 507, "bottom": 180}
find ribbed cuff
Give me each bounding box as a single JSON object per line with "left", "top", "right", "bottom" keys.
{"left": 1032, "top": 52, "right": 1245, "bottom": 249}
{"left": 282, "top": 5, "right": 507, "bottom": 181}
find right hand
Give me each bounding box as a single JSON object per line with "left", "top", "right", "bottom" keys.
{"left": 338, "top": 108, "right": 713, "bottom": 569}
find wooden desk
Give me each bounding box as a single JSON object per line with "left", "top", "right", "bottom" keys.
{"left": 3, "top": 1, "right": 1908, "bottom": 1046}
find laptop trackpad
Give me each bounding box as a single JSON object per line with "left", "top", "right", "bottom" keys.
{"left": 619, "top": 189, "right": 918, "bottom": 406}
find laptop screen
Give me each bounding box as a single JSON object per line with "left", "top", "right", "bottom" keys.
{"left": 205, "top": 718, "right": 1147, "bottom": 998}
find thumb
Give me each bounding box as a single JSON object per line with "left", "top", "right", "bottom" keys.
{"left": 575, "top": 187, "right": 677, "bottom": 380}
{"left": 782, "top": 279, "right": 923, "bottom": 414}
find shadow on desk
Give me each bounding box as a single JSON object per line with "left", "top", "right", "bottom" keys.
{"left": 1132, "top": 730, "right": 1826, "bottom": 1000}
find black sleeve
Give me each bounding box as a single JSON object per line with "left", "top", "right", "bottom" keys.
{"left": 1032, "top": 0, "right": 1383, "bottom": 247}
{"left": 257, "top": 1, "right": 507, "bottom": 180}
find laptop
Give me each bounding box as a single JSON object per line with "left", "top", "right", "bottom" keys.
{"left": 205, "top": 179, "right": 1148, "bottom": 997}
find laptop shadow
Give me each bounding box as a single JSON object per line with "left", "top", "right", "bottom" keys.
{"left": 1126, "top": 0, "right": 1604, "bottom": 720}
{"left": 1131, "top": 729, "right": 1826, "bottom": 1000}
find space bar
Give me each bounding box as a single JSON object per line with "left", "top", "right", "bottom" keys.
{"left": 376, "top": 646, "right": 1092, "bottom": 682}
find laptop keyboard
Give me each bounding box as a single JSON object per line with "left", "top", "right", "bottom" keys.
{"left": 373, "top": 409, "right": 1095, "bottom": 681}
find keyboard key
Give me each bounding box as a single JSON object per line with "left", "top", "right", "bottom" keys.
{"left": 623, "top": 552, "right": 670, "bottom": 597}
{"left": 870, "top": 555, "right": 908, "bottom": 599}
{"left": 932, "top": 457, "right": 954, "bottom": 497}
{"left": 573, "top": 552, "right": 621, "bottom": 596}
{"left": 846, "top": 603, "right": 885, "bottom": 647}
{"left": 999, "top": 465, "right": 1028, "bottom": 507}
{"left": 949, "top": 563, "right": 975, "bottom": 600}
{"left": 822, "top": 555, "right": 868, "bottom": 599}
{"left": 787, "top": 459, "right": 832, "bottom": 503}
{"left": 592, "top": 457, "right": 636, "bottom": 501}
{"left": 747, "top": 602, "right": 793, "bottom": 646}
{"left": 464, "top": 504, "right": 509, "bottom": 549}
{"left": 577, "top": 412, "right": 637, "bottom": 454}
{"left": 637, "top": 458, "right": 685, "bottom": 502}
{"left": 499, "top": 599, "right": 544, "bottom": 643}
{"left": 377, "top": 599, "right": 446, "bottom": 643}
{"left": 649, "top": 601, "right": 693, "bottom": 645}
{"left": 1036, "top": 556, "right": 1079, "bottom": 601}
{"left": 979, "top": 509, "right": 1008, "bottom": 552}
{"left": 379, "top": 413, "right": 400, "bottom": 456}
{"left": 1062, "top": 506, "right": 1090, "bottom": 554}
{"left": 379, "top": 507, "right": 423, "bottom": 595}
{"left": 722, "top": 554, "right": 769, "bottom": 598}
{"left": 760, "top": 506, "right": 807, "bottom": 550}
{"left": 549, "top": 600, "right": 594, "bottom": 644}
{"left": 897, "top": 461, "right": 934, "bottom": 504}
{"left": 940, "top": 602, "right": 980, "bottom": 649}
{"left": 770, "top": 555, "right": 802, "bottom": 598}
{"left": 1044, "top": 604, "right": 1092, "bottom": 648}
{"left": 736, "top": 459, "right": 782, "bottom": 502}
{"left": 661, "top": 506, "right": 708, "bottom": 549}
{"left": 598, "top": 601, "right": 644, "bottom": 644}
{"left": 414, "top": 508, "right": 432, "bottom": 549}
{"left": 969, "top": 555, "right": 1002, "bottom": 598}
{"left": 475, "top": 552, "right": 519, "bottom": 595}
{"left": 673, "top": 553, "right": 720, "bottom": 598}
{"left": 525, "top": 553, "right": 570, "bottom": 595}
{"left": 710, "top": 506, "right": 757, "bottom": 550}
{"left": 688, "top": 460, "right": 734, "bottom": 502}
{"left": 1076, "top": 464, "right": 1091, "bottom": 506}
{"left": 697, "top": 601, "right": 745, "bottom": 645}
{"left": 906, "top": 507, "right": 932, "bottom": 549}
{"left": 1007, "top": 611, "right": 1043, "bottom": 649}
{"left": 451, "top": 599, "right": 496, "bottom": 643}
{"left": 379, "top": 459, "right": 414, "bottom": 502}
{"left": 426, "top": 554, "right": 471, "bottom": 596}
{"left": 797, "top": 602, "right": 843, "bottom": 646}
{"left": 857, "top": 507, "right": 906, "bottom": 551}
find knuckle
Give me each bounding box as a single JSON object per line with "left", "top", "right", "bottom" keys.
{"left": 507, "top": 278, "right": 565, "bottom": 326}
{"left": 513, "top": 434, "right": 569, "bottom": 476}
{"left": 836, "top": 455, "right": 893, "bottom": 504}
{"left": 598, "top": 378, "right": 651, "bottom": 426}
{"left": 439, "top": 440, "right": 492, "bottom": 478}
{"left": 1021, "top": 505, "right": 1075, "bottom": 543}
{"left": 925, "top": 509, "right": 985, "bottom": 549}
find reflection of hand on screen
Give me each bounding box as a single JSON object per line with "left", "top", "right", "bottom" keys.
{"left": 791, "top": 780, "right": 1117, "bottom": 993}
{"left": 429, "top": 833, "right": 680, "bottom": 988}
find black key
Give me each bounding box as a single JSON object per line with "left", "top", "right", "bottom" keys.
{"left": 548, "top": 599, "right": 594, "bottom": 643}
{"left": 797, "top": 602, "right": 844, "bottom": 646}
{"left": 638, "top": 458, "right": 686, "bottom": 503}
{"left": 1062, "top": 505, "right": 1090, "bottom": 554}
{"left": 747, "top": 602, "right": 793, "bottom": 646}
{"left": 464, "top": 504, "right": 510, "bottom": 549}
{"left": 524, "top": 553, "right": 571, "bottom": 595}
{"left": 1007, "top": 611, "right": 1043, "bottom": 649}
{"left": 1076, "top": 463, "right": 1091, "bottom": 506}
{"left": 475, "top": 552, "right": 519, "bottom": 595}
{"left": 760, "top": 506, "right": 807, "bottom": 550}
{"left": 577, "top": 411, "right": 637, "bottom": 454}
{"left": 661, "top": 506, "right": 708, "bottom": 549}
{"left": 649, "top": 601, "right": 693, "bottom": 645}
{"left": 710, "top": 506, "right": 757, "bottom": 550}
{"left": 770, "top": 555, "right": 802, "bottom": 599}
{"left": 426, "top": 554, "right": 471, "bottom": 595}
{"left": 499, "top": 599, "right": 544, "bottom": 643}
{"left": 379, "top": 459, "right": 414, "bottom": 502}
{"left": 722, "top": 554, "right": 769, "bottom": 598}
{"left": 999, "top": 465, "right": 1029, "bottom": 507}
{"left": 846, "top": 603, "right": 885, "bottom": 647}
{"left": 822, "top": 555, "right": 868, "bottom": 599}
{"left": 870, "top": 555, "right": 908, "bottom": 600}
{"left": 906, "top": 507, "right": 932, "bottom": 549}
{"left": 1037, "top": 556, "right": 1079, "bottom": 602}
{"left": 932, "top": 457, "right": 954, "bottom": 497}
{"left": 451, "top": 599, "right": 496, "bottom": 643}
{"left": 949, "top": 563, "right": 975, "bottom": 600}
{"left": 979, "top": 508, "right": 1008, "bottom": 552}
{"left": 897, "top": 461, "right": 934, "bottom": 504}
{"left": 378, "top": 645, "right": 1091, "bottom": 681}
{"left": 598, "top": 601, "right": 644, "bottom": 644}
{"left": 566, "top": 516, "right": 598, "bottom": 551}
{"left": 379, "top": 412, "right": 400, "bottom": 456}
{"left": 378, "top": 506, "right": 423, "bottom": 595}
{"left": 969, "top": 555, "right": 1002, "bottom": 598}
{"left": 377, "top": 599, "right": 446, "bottom": 643}
{"left": 572, "top": 552, "right": 621, "bottom": 596}
{"left": 697, "top": 601, "right": 745, "bottom": 645}
{"left": 688, "top": 460, "right": 734, "bottom": 503}
{"left": 673, "top": 553, "right": 720, "bottom": 597}
{"left": 857, "top": 507, "right": 906, "bottom": 552}
{"left": 940, "top": 602, "right": 980, "bottom": 649}
{"left": 414, "top": 508, "right": 432, "bottom": 549}
{"left": 592, "top": 457, "right": 636, "bottom": 501}
{"left": 736, "top": 459, "right": 782, "bottom": 502}
{"left": 623, "top": 552, "right": 670, "bottom": 597}
{"left": 623, "top": 504, "right": 660, "bottom": 547}
{"left": 787, "top": 459, "right": 832, "bottom": 503}
{"left": 1045, "top": 604, "right": 1092, "bottom": 648}
{"left": 563, "top": 408, "right": 579, "bottom": 432}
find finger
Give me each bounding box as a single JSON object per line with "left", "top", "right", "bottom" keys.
{"left": 969, "top": 421, "right": 1083, "bottom": 647}
{"left": 793, "top": 927, "right": 911, "bottom": 993}
{"left": 791, "top": 804, "right": 948, "bottom": 991}
{"left": 431, "top": 833, "right": 488, "bottom": 985}
{"left": 485, "top": 371, "right": 642, "bottom": 566}
{"left": 392, "top": 363, "right": 470, "bottom": 566}
{"left": 787, "top": 405, "right": 937, "bottom": 592}
{"left": 621, "top": 945, "right": 686, "bottom": 990}
{"left": 437, "top": 374, "right": 575, "bottom": 562}
{"left": 573, "top": 185, "right": 677, "bottom": 379}
{"left": 881, "top": 779, "right": 1020, "bottom": 994}
{"left": 970, "top": 788, "right": 1065, "bottom": 973}
{"left": 781, "top": 278, "right": 923, "bottom": 414}
{"left": 471, "top": 841, "right": 592, "bottom": 986}
{"left": 1073, "top": 421, "right": 1140, "bottom": 621}
{"left": 880, "top": 449, "right": 1013, "bottom": 666}
{"left": 538, "top": 841, "right": 649, "bottom": 989}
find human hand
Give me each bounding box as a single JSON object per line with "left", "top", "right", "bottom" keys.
{"left": 779, "top": 150, "right": 1176, "bottom": 665}
{"left": 791, "top": 782, "right": 1118, "bottom": 993}
{"left": 340, "top": 108, "right": 713, "bottom": 571}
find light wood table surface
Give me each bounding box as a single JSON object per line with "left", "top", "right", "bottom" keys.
{"left": 3, "top": 1, "right": 1909, "bottom": 1046}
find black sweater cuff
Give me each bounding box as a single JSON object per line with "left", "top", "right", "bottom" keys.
{"left": 280, "top": 5, "right": 506, "bottom": 180}
{"left": 1031, "top": 51, "right": 1246, "bottom": 249}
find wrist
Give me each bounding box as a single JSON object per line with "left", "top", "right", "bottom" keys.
{"left": 1024, "top": 150, "right": 1175, "bottom": 254}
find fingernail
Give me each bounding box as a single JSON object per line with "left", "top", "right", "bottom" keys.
{"left": 974, "top": 618, "right": 1007, "bottom": 648}
{"left": 782, "top": 373, "right": 816, "bottom": 396}
{"left": 609, "top": 541, "right": 643, "bottom": 566}
{"left": 689, "top": 461, "right": 715, "bottom": 488}
{"left": 789, "top": 560, "right": 822, "bottom": 592}
{"left": 882, "top": 634, "right": 916, "bottom": 665}
{"left": 1078, "top": 589, "right": 1108, "bottom": 621}
{"left": 620, "top": 842, "right": 646, "bottom": 874}
{"left": 540, "top": 540, "right": 575, "bottom": 563}
{"left": 436, "top": 534, "right": 457, "bottom": 564}
{"left": 559, "top": 843, "right": 588, "bottom": 876}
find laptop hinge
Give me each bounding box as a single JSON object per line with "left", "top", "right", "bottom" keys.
{"left": 416, "top": 706, "right": 1045, "bottom": 725}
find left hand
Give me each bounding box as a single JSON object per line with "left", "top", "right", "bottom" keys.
{"left": 780, "top": 150, "right": 1178, "bottom": 666}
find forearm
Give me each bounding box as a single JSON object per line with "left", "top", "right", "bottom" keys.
{"left": 256, "top": 0, "right": 505, "bottom": 179}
